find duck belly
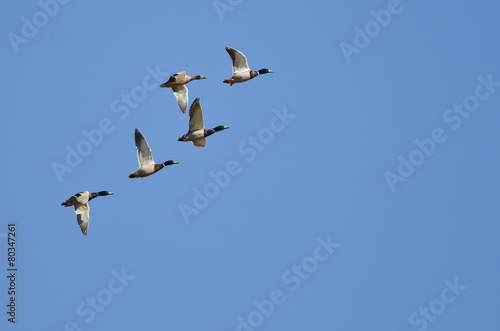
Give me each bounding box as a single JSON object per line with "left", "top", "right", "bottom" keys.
{"left": 185, "top": 130, "right": 205, "bottom": 141}
{"left": 137, "top": 165, "right": 155, "bottom": 177}
{"left": 231, "top": 72, "right": 252, "bottom": 83}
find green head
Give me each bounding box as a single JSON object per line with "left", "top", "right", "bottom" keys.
{"left": 163, "top": 160, "right": 180, "bottom": 166}
{"left": 97, "top": 191, "right": 114, "bottom": 196}
{"left": 193, "top": 75, "right": 207, "bottom": 80}
{"left": 213, "top": 125, "right": 230, "bottom": 132}
{"left": 258, "top": 68, "right": 273, "bottom": 75}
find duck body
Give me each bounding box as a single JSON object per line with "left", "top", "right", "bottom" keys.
{"left": 61, "top": 191, "right": 98, "bottom": 207}
{"left": 61, "top": 191, "right": 114, "bottom": 235}
{"left": 178, "top": 98, "right": 229, "bottom": 147}
{"left": 178, "top": 128, "right": 218, "bottom": 147}
{"left": 129, "top": 128, "right": 179, "bottom": 178}
{"left": 223, "top": 46, "right": 273, "bottom": 86}
{"left": 160, "top": 72, "right": 206, "bottom": 87}
{"left": 160, "top": 72, "right": 207, "bottom": 113}
{"left": 131, "top": 163, "right": 167, "bottom": 178}
{"left": 223, "top": 70, "right": 259, "bottom": 85}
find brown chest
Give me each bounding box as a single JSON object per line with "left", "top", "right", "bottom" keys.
{"left": 153, "top": 163, "right": 165, "bottom": 173}
{"left": 204, "top": 129, "right": 215, "bottom": 137}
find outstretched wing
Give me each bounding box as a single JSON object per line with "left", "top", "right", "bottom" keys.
{"left": 74, "top": 203, "right": 89, "bottom": 235}
{"left": 169, "top": 71, "right": 186, "bottom": 84}
{"left": 226, "top": 46, "right": 249, "bottom": 74}
{"left": 63, "top": 191, "right": 90, "bottom": 206}
{"left": 188, "top": 98, "right": 204, "bottom": 131}
{"left": 135, "top": 128, "right": 154, "bottom": 167}
{"left": 192, "top": 138, "right": 206, "bottom": 147}
{"left": 173, "top": 71, "right": 186, "bottom": 82}
{"left": 172, "top": 85, "right": 188, "bottom": 113}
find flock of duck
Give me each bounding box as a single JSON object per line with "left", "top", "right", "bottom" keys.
{"left": 61, "top": 46, "right": 274, "bottom": 235}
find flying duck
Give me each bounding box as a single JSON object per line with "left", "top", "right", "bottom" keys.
{"left": 160, "top": 71, "right": 207, "bottom": 113}
{"left": 223, "top": 46, "right": 273, "bottom": 86}
{"left": 61, "top": 191, "right": 114, "bottom": 235}
{"left": 178, "top": 98, "right": 229, "bottom": 147}
{"left": 129, "top": 128, "right": 179, "bottom": 178}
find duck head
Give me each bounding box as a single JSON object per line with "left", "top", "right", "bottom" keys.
{"left": 258, "top": 68, "right": 273, "bottom": 75}
{"left": 97, "top": 191, "right": 114, "bottom": 196}
{"left": 213, "top": 125, "right": 230, "bottom": 132}
{"left": 163, "top": 160, "right": 180, "bottom": 166}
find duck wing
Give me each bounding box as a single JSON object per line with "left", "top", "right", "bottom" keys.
{"left": 134, "top": 128, "right": 155, "bottom": 167}
{"left": 172, "top": 85, "right": 188, "bottom": 113}
{"left": 188, "top": 98, "right": 204, "bottom": 131}
{"left": 226, "top": 46, "right": 249, "bottom": 74}
{"left": 73, "top": 191, "right": 90, "bottom": 204}
{"left": 169, "top": 71, "right": 186, "bottom": 84}
{"left": 192, "top": 138, "right": 206, "bottom": 147}
{"left": 174, "top": 71, "right": 186, "bottom": 83}
{"left": 75, "top": 203, "right": 89, "bottom": 235}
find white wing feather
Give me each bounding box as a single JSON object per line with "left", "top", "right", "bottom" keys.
{"left": 226, "top": 46, "right": 249, "bottom": 74}
{"left": 172, "top": 85, "right": 188, "bottom": 113}
{"left": 135, "top": 129, "right": 155, "bottom": 166}
{"left": 188, "top": 98, "right": 204, "bottom": 131}
{"left": 75, "top": 203, "right": 89, "bottom": 236}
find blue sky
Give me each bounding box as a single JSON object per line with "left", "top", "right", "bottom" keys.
{"left": 1, "top": 0, "right": 500, "bottom": 330}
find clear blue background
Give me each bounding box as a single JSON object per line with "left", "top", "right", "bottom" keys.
{"left": 1, "top": 0, "right": 499, "bottom": 330}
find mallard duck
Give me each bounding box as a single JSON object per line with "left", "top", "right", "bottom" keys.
{"left": 223, "top": 46, "right": 273, "bottom": 86}
{"left": 129, "top": 128, "right": 179, "bottom": 178}
{"left": 61, "top": 191, "right": 114, "bottom": 235}
{"left": 160, "top": 72, "right": 207, "bottom": 113}
{"left": 178, "top": 98, "right": 229, "bottom": 147}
